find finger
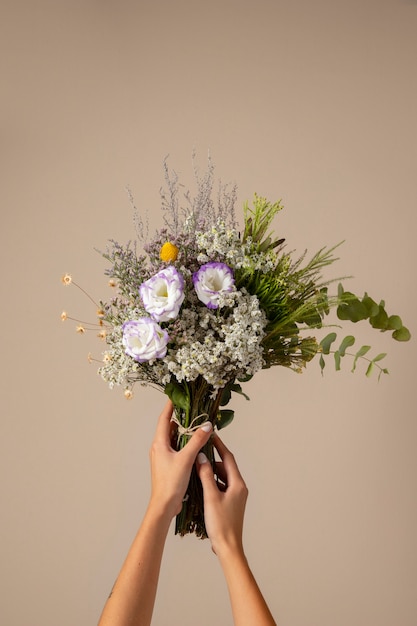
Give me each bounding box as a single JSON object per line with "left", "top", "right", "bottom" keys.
{"left": 212, "top": 433, "right": 245, "bottom": 487}
{"left": 179, "top": 421, "right": 213, "bottom": 464}
{"left": 196, "top": 451, "right": 220, "bottom": 497}
{"left": 212, "top": 432, "right": 230, "bottom": 458}
{"left": 154, "top": 400, "right": 174, "bottom": 443}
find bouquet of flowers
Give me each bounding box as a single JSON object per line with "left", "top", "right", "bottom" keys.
{"left": 62, "top": 158, "right": 410, "bottom": 538}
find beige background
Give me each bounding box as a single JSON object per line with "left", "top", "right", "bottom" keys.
{"left": 1, "top": 1, "right": 417, "bottom": 625}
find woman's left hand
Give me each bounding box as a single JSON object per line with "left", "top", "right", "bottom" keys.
{"left": 148, "top": 400, "right": 213, "bottom": 519}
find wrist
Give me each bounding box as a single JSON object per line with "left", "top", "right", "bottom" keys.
{"left": 214, "top": 539, "right": 247, "bottom": 567}
{"left": 145, "top": 497, "right": 175, "bottom": 530}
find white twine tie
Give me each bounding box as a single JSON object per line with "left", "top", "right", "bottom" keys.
{"left": 171, "top": 412, "right": 210, "bottom": 437}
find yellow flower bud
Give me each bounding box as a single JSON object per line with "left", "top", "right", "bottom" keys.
{"left": 160, "top": 242, "right": 179, "bottom": 262}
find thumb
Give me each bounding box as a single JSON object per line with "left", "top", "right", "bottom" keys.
{"left": 180, "top": 421, "right": 213, "bottom": 463}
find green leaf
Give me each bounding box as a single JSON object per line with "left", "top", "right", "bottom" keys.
{"left": 351, "top": 345, "right": 371, "bottom": 373}
{"left": 270, "top": 236, "right": 285, "bottom": 250}
{"left": 370, "top": 306, "right": 389, "bottom": 330}
{"left": 301, "top": 310, "right": 322, "bottom": 328}
{"left": 338, "top": 335, "right": 355, "bottom": 356}
{"left": 378, "top": 367, "right": 389, "bottom": 381}
{"left": 392, "top": 326, "right": 411, "bottom": 341}
{"left": 230, "top": 383, "right": 250, "bottom": 401}
{"left": 319, "top": 354, "right": 325, "bottom": 375}
{"left": 216, "top": 410, "right": 234, "bottom": 430}
{"left": 317, "top": 287, "right": 330, "bottom": 316}
{"left": 356, "top": 345, "right": 371, "bottom": 357}
{"left": 372, "top": 353, "right": 387, "bottom": 363}
{"left": 365, "top": 361, "right": 375, "bottom": 377}
{"left": 337, "top": 296, "right": 368, "bottom": 322}
{"left": 320, "top": 332, "right": 337, "bottom": 355}
{"left": 334, "top": 350, "right": 341, "bottom": 371}
{"left": 387, "top": 315, "right": 402, "bottom": 330}
{"left": 258, "top": 236, "right": 272, "bottom": 252}
{"left": 362, "top": 294, "right": 379, "bottom": 317}
{"left": 220, "top": 386, "right": 232, "bottom": 406}
{"left": 221, "top": 382, "right": 250, "bottom": 406}
{"left": 164, "top": 381, "right": 189, "bottom": 411}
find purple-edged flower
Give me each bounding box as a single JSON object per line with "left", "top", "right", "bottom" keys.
{"left": 122, "top": 318, "right": 169, "bottom": 362}
{"left": 193, "top": 262, "right": 235, "bottom": 309}
{"left": 140, "top": 266, "right": 185, "bottom": 322}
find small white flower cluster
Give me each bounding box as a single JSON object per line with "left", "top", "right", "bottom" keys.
{"left": 196, "top": 221, "right": 247, "bottom": 266}
{"left": 100, "top": 288, "right": 266, "bottom": 392}
{"left": 98, "top": 323, "right": 136, "bottom": 389}
{"left": 242, "top": 239, "right": 279, "bottom": 273}
{"left": 196, "top": 220, "right": 279, "bottom": 274}
{"left": 165, "top": 290, "right": 266, "bottom": 390}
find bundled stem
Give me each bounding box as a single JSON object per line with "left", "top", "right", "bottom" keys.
{"left": 169, "top": 378, "right": 223, "bottom": 537}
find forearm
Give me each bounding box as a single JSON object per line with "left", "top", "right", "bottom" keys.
{"left": 97, "top": 501, "right": 172, "bottom": 626}
{"left": 218, "top": 548, "right": 276, "bottom": 626}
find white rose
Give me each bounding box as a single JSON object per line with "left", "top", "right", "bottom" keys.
{"left": 122, "top": 318, "right": 169, "bottom": 362}
{"left": 140, "top": 266, "right": 185, "bottom": 322}
{"left": 193, "top": 262, "right": 235, "bottom": 309}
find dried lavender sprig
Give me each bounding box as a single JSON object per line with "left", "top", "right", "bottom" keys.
{"left": 126, "top": 185, "right": 149, "bottom": 243}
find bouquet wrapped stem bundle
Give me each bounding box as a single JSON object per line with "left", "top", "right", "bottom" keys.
{"left": 168, "top": 377, "right": 222, "bottom": 537}
{"left": 175, "top": 444, "right": 214, "bottom": 538}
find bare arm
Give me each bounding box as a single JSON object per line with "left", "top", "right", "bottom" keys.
{"left": 97, "top": 401, "right": 213, "bottom": 626}
{"left": 197, "top": 434, "right": 277, "bottom": 626}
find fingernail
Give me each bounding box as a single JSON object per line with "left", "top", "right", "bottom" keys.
{"left": 200, "top": 422, "right": 212, "bottom": 433}
{"left": 198, "top": 452, "right": 208, "bottom": 464}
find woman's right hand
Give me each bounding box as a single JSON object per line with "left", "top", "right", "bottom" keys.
{"left": 196, "top": 433, "right": 248, "bottom": 559}
{"left": 197, "top": 434, "right": 277, "bottom": 626}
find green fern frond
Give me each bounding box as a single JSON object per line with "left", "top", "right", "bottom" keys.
{"left": 242, "top": 194, "right": 285, "bottom": 252}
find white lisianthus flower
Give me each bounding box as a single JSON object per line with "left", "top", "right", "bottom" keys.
{"left": 193, "top": 262, "right": 235, "bottom": 309}
{"left": 122, "top": 318, "right": 169, "bottom": 362}
{"left": 140, "top": 266, "right": 185, "bottom": 322}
